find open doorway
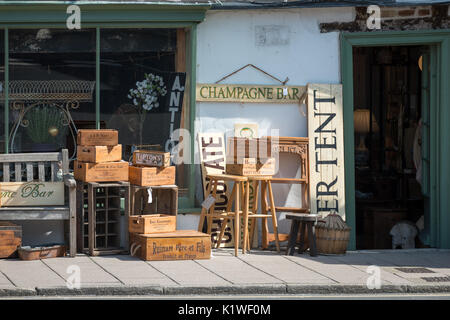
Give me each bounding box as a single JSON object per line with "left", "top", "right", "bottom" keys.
{"left": 352, "top": 45, "right": 430, "bottom": 250}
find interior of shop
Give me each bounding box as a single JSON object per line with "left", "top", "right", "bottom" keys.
{"left": 352, "top": 45, "right": 429, "bottom": 250}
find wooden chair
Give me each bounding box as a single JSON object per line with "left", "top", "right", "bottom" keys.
{"left": 0, "top": 149, "right": 77, "bottom": 257}
{"left": 198, "top": 173, "right": 248, "bottom": 256}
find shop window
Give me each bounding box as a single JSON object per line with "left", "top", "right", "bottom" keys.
{"left": 8, "top": 28, "right": 96, "bottom": 158}
{"left": 100, "top": 28, "right": 189, "bottom": 192}
{"left": 0, "top": 31, "right": 4, "bottom": 154}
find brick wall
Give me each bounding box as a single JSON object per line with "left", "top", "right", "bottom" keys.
{"left": 381, "top": 6, "right": 432, "bottom": 20}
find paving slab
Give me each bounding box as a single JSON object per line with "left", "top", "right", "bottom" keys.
{"left": 238, "top": 253, "right": 334, "bottom": 284}
{"left": 43, "top": 255, "right": 121, "bottom": 287}
{"left": 0, "top": 259, "right": 66, "bottom": 289}
{"left": 90, "top": 255, "right": 177, "bottom": 286}
{"left": 284, "top": 254, "right": 371, "bottom": 285}
{"left": 196, "top": 254, "right": 283, "bottom": 285}
{"left": 148, "top": 260, "right": 230, "bottom": 286}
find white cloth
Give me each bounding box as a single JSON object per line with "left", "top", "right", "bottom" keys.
{"left": 390, "top": 221, "right": 418, "bottom": 249}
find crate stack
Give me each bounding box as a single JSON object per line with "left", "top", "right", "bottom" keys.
{"left": 74, "top": 129, "right": 130, "bottom": 255}
{"left": 128, "top": 149, "right": 211, "bottom": 261}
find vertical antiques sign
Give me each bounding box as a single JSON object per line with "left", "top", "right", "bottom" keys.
{"left": 307, "top": 84, "right": 346, "bottom": 219}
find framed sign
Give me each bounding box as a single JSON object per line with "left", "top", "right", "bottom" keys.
{"left": 0, "top": 182, "right": 64, "bottom": 207}
{"left": 196, "top": 84, "right": 305, "bottom": 104}
{"left": 307, "top": 84, "right": 346, "bottom": 219}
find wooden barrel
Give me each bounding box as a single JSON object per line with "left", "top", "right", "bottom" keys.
{"left": 315, "top": 226, "right": 350, "bottom": 255}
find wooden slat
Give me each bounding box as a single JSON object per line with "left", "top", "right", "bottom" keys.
{"left": 271, "top": 178, "right": 307, "bottom": 184}
{"left": 0, "top": 209, "right": 69, "bottom": 220}
{"left": 26, "top": 163, "right": 33, "bottom": 181}
{"left": 0, "top": 152, "right": 61, "bottom": 162}
{"left": 38, "top": 162, "right": 45, "bottom": 182}
{"left": 274, "top": 207, "right": 310, "bottom": 213}
{"left": 50, "top": 162, "right": 56, "bottom": 182}
{"left": 14, "top": 163, "right": 21, "bottom": 182}
{"left": 2, "top": 163, "right": 10, "bottom": 182}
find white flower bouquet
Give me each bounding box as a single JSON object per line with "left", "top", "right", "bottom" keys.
{"left": 128, "top": 73, "right": 167, "bottom": 145}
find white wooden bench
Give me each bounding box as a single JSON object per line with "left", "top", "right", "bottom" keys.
{"left": 0, "top": 149, "right": 76, "bottom": 257}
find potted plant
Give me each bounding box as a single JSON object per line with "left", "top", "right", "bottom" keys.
{"left": 127, "top": 73, "right": 167, "bottom": 146}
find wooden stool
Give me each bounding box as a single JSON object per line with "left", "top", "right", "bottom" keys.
{"left": 245, "top": 176, "right": 280, "bottom": 252}
{"left": 286, "top": 213, "right": 319, "bottom": 257}
{"left": 197, "top": 173, "right": 248, "bottom": 256}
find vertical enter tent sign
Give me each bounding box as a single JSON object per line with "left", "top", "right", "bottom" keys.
{"left": 308, "top": 84, "right": 345, "bottom": 219}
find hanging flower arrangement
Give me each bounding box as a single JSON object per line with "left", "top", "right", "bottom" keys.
{"left": 127, "top": 73, "right": 167, "bottom": 145}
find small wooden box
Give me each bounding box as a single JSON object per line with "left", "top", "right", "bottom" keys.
{"left": 129, "top": 214, "right": 176, "bottom": 234}
{"left": 77, "top": 145, "right": 122, "bottom": 163}
{"left": 226, "top": 157, "right": 276, "bottom": 176}
{"left": 133, "top": 150, "right": 171, "bottom": 167}
{"left": 18, "top": 245, "right": 66, "bottom": 261}
{"left": 131, "top": 185, "right": 178, "bottom": 216}
{"left": 129, "top": 166, "right": 175, "bottom": 186}
{"left": 74, "top": 160, "right": 129, "bottom": 182}
{"left": 0, "top": 222, "right": 22, "bottom": 258}
{"left": 130, "top": 230, "right": 211, "bottom": 261}
{"left": 77, "top": 129, "right": 118, "bottom": 146}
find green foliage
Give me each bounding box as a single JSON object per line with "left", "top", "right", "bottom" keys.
{"left": 24, "top": 105, "right": 67, "bottom": 144}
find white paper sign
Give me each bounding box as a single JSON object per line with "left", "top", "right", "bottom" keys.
{"left": 201, "top": 194, "right": 216, "bottom": 210}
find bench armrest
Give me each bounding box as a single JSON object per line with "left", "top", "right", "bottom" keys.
{"left": 64, "top": 174, "right": 76, "bottom": 188}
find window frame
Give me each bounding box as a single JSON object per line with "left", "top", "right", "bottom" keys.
{"left": 0, "top": 2, "right": 208, "bottom": 210}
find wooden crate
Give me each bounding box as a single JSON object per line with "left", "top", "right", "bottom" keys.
{"left": 77, "top": 145, "right": 122, "bottom": 163}
{"left": 133, "top": 150, "right": 171, "bottom": 167}
{"left": 18, "top": 245, "right": 66, "bottom": 260}
{"left": 130, "top": 185, "right": 178, "bottom": 216}
{"left": 129, "top": 165, "right": 175, "bottom": 186}
{"left": 130, "top": 230, "right": 211, "bottom": 261}
{"left": 77, "top": 129, "right": 118, "bottom": 146}
{"left": 129, "top": 214, "right": 176, "bottom": 234}
{"left": 0, "top": 222, "right": 22, "bottom": 258}
{"left": 226, "top": 157, "right": 276, "bottom": 176}
{"left": 74, "top": 160, "right": 129, "bottom": 182}
{"left": 76, "top": 181, "right": 130, "bottom": 255}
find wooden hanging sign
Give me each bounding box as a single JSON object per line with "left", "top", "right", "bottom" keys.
{"left": 307, "top": 84, "right": 346, "bottom": 219}
{"left": 196, "top": 84, "right": 306, "bottom": 103}
{"left": 0, "top": 182, "right": 64, "bottom": 207}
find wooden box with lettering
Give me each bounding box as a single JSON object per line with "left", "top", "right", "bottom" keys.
{"left": 0, "top": 222, "right": 22, "bottom": 258}
{"left": 129, "top": 166, "right": 175, "bottom": 186}
{"left": 77, "top": 145, "right": 122, "bottom": 163}
{"left": 74, "top": 160, "right": 129, "bottom": 182}
{"left": 129, "top": 214, "right": 176, "bottom": 234}
{"left": 129, "top": 230, "right": 211, "bottom": 261}
{"left": 132, "top": 150, "right": 171, "bottom": 167}
{"left": 226, "top": 157, "right": 276, "bottom": 176}
{"left": 77, "top": 129, "right": 118, "bottom": 146}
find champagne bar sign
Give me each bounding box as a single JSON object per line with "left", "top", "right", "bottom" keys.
{"left": 0, "top": 182, "right": 64, "bottom": 206}
{"left": 196, "top": 84, "right": 306, "bottom": 103}
{"left": 307, "top": 84, "right": 346, "bottom": 219}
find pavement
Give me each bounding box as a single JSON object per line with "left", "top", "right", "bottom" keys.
{"left": 0, "top": 248, "right": 450, "bottom": 297}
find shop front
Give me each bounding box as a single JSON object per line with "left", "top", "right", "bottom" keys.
{"left": 0, "top": 1, "right": 208, "bottom": 246}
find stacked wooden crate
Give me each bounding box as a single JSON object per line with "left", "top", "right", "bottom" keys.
{"left": 74, "top": 129, "right": 128, "bottom": 182}
{"left": 128, "top": 149, "right": 211, "bottom": 261}
{"left": 225, "top": 137, "right": 276, "bottom": 176}
{"left": 74, "top": 129, "right": 130, "bottom": 255}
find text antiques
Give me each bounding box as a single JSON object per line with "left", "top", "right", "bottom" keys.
{"left": 0, "top": 182, "right": 64, "bottom": 206}
{"left": 307, "top": 84, "right": 345, "bottom": 219}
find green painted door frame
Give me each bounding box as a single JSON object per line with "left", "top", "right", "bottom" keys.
{"left": 341, "top": 29, "right": 450, "bottom": 250}
{"left": 0, "top": 2, "right": 209, "bottom": 210}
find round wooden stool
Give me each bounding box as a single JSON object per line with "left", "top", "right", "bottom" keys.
{"left": 286, "top": 213, "right": 319, "bottom": 257}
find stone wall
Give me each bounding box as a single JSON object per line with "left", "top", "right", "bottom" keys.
{"left": 320, "top": 4, "right": 450, "bottom": 32}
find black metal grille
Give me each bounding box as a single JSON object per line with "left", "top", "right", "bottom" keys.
{"left": 421, "top": 276, "right": 450, "bottom": 283}
{"left": 395, "top": 267, "right": 436, "bottom": 273}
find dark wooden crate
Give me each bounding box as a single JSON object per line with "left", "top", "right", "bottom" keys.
{"left": 130, "top": 185, "right": 178, "bottom": 216}
{"left": 76, "top": 181, "right": 130, "bottom": 255}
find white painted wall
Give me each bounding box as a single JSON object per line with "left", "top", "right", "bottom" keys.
{"left": 193, "top": 8, "right": 354, "bottom": 235}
